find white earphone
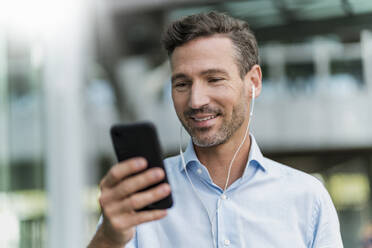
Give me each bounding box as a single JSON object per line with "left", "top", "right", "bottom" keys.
{"left": 179, "top": 84, "right": 256, "bottom": 248}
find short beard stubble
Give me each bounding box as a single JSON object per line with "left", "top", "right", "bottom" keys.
{"left": 181, "top": 91, "right": 248, "bottom": 148}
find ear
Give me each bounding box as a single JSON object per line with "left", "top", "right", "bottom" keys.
{"left": 244, "top": 64, "right": 262, "bottom": 99}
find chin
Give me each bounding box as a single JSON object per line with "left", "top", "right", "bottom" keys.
{"left": 191, "top": 134, "right": 226, "bottom": 148}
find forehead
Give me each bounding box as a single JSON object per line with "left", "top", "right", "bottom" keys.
{"left": 170, "top": 35, "right": 239, "bottom": 76}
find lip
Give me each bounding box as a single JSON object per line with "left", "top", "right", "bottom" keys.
{"left": 191, "top": 114, "right": 216, "bottom": 120}
{"left": 189, "top": 114, "right": 219, "bottom": 128}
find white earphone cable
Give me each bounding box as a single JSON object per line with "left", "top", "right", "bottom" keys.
{"left": 223, "top": 85, "right": 255, "bottom": 192}
{"left": 179, "top": 85, "right": 256, "bottom": 248}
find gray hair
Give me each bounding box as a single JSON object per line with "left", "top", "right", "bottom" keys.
{"left": 162, "top": 11, "right": 259, "bottom": 78}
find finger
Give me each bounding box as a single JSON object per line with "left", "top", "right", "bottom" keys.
{"left": 110, "top": 167, "right": 165, "bottom": 201}
{"left": 130, "top": 209, "right": 168, "bottom": 226}
{"left": 101, "top": 157, "right": 147, "bottom": 188}
{"left": 117, "top": 183, "right": 171, "bottom": 213}
{"left": 114, "top": 210, "right": 168, "bottom": 230}
{"left": 101, "top": 168, "right": 165, "bottom": 204}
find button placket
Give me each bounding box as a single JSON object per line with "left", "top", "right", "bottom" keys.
{"left": 224, "top": 239, "right": 231, "bottom": 246}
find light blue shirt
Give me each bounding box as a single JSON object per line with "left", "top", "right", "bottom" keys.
{"left": 124, "top": 135, "right": 343, "bottom": 248}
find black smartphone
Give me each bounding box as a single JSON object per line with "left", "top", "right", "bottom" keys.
{"left": 110, "top": 122, "right": 173, "bottom": 211}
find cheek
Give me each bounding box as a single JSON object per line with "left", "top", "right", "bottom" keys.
{"left": 213, "top": 79, "right": 242, "bottom": 97}
{"left": 221, "top": 82, "right": 247, "bottom": 107}
{"left": 212, "top": 88, "right": 238, "bottom": 108}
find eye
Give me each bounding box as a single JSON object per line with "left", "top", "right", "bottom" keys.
{"left": 208, "top": 77, "right": 223, "bottom": 83}
{"left": 173, "top": 81, "right": 190, "bottom": 91}
{"left": 175, "top": 82, "right": 186, "bottom": 87}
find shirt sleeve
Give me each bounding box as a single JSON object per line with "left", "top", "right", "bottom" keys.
{"left": 310, "top": 182, "right": 343, "bottom": 248}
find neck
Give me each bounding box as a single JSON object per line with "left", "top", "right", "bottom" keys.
{"left": 193, "top": 123, "right": 251, "bottom": 189}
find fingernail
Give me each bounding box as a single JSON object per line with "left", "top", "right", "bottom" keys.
{"left": 161, "top": 184, "right": 170, "bottom": 193}
{"left": 152, "top": 169, "right": 163, "bottom": 178}
{"left": 136, "top": 158, "right": 146, "bottom": 167}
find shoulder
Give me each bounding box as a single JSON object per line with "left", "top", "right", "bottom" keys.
{"left": 262, "top": 157, "right": 328, "bottom": 199}
{"left": 262, "top": 157, "right": 340, "bottom": 235}
{"left": 263, "top": 157, "right": 322, "bottom": 185}
{"left": 264, "top": 158, "right": 344, "bottom": 246}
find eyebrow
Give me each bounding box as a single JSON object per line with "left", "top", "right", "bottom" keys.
{"left": 171, "top": 74, "right": 189, "bottom": 84}
{"left": 171, "top": 69, "right": 229, "bottom": 84}
{"left": 200, "top": 69, "right": 229, "bottom": 77}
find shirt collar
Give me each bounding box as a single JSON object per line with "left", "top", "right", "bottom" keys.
{"left": 178, "top": 138, "right": 199, "bottom": 172}
{"left": 178, "top": 133, "right": 267, "bottom": 173}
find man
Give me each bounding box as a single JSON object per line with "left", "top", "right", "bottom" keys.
{"left": 88, "top": 11, "right": 343, "bottom": 248}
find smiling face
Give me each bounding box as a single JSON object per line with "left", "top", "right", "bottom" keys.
{"left": 171, "top": 35, "right": 251, "bottom": 147}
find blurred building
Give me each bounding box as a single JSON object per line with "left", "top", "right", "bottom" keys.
{"left": 1, "top": 0, "right": 372, "bottom": 247}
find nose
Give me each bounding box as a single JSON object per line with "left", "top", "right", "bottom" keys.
{"left": 189, "top": 82, "right": 210, "bottom": 109}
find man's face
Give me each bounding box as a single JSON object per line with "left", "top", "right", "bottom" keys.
{"left": 171, "top": 35, "right": 250, "bottom": 147}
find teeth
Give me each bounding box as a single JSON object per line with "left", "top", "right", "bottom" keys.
{"left": 193, "top": 115, "right": 216, "bottom": 122}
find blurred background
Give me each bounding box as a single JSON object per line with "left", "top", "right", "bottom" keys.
{"left": 1, "top": 0, "right": 372, "bottom": 247}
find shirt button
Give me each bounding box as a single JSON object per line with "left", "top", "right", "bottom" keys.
{"left": 196, "top": 168, "right": 202, "bottom": 174}
{"left": 221, "top": 194, "right": 227, "bottom": 200}
{"left": 224, "top": 239, "right": 230, "bottom": 246}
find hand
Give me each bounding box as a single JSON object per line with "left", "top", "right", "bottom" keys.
{"left": 89, "top": 157, "right": 171, "bottom": 247}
